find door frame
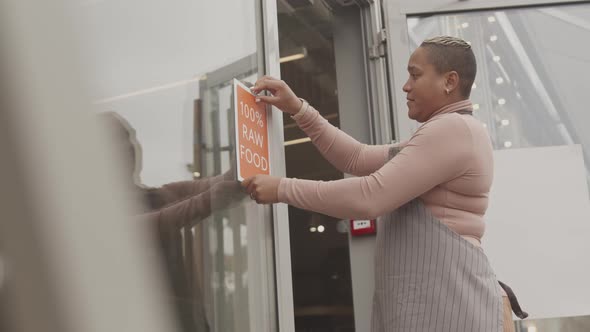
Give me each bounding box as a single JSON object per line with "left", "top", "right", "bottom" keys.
{"left": 261, "top": 0, "right": 296, "bottom": 331}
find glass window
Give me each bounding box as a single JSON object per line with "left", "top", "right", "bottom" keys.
{"left": 73, "top": 1, "right": 277, "bottom": 331}
{"left": 407, "top": 4, "right": 590, "bottom": 331}
{"left": 407, "top": 4, "right": 590, "bottom": 182}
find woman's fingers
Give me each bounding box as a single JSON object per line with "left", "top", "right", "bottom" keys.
{"left": 241, "top": 176, "right": 258, "bottom": 194}
{"left": 251, "top": 78, "right": 284, "bottom": 94}
{"left": 256, "top": 95, "right": 280, "bottom": 105}
{"left": 241, "top": 177, "right": 253, "bottom": 191}
{"left": 254, "top": 75, "right": 278, "bottom": 87}
{"left": 241, "top": 177, "right": 257, "bottom": 201}
{"left": 247, "top": 178, "right": 258, "bottom": 196}
{"left": 250, "top": 77, "right": 300, "bottom": 114}
{"left": 240, "top": 175, "right": 279, "bottom": 204}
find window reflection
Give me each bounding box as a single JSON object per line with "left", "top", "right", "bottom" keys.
{"left": 515, "top": 315, "right": 590, "bottom": 331}
{"left": 407, "top": 4, "right": 590, "bottom": 186}
{"left": 77, "top": 0, "right": 279, "bottom": 330}
{"left": 98, "top": 112, "right": 244, "bottom": 331}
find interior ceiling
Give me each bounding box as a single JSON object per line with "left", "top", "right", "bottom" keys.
{"left": 278, "top": 0, "right": 333, "bottom": 54}
{"left": 278, "top": 0, "right": 338, "bottom": 116}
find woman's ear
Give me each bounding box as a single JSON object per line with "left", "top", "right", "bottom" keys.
{"left": 444, "top": 71, "right": 460, "bottom": 94}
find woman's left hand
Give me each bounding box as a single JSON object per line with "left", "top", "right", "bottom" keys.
{"left": 241, "top": 175, "right": 282, "bottom": 204}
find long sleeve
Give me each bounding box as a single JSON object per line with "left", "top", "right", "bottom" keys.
{"left": 278, "top": 114, "right": 474, "bottom": 220}
{"left": 293, "top": 101, "right": 406, "bottom": 176}
{"left": 143, "top": 180, "right": 242, "bottom": 229}
{"left": 141, "top": 191, "right": 213, "bottom": 229}
{"left": 159, "top": 171, "right": 231, "bottom": 203}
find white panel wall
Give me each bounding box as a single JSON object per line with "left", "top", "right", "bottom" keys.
{"left": 485, "top": 145, "right": 590, "bottom": 319}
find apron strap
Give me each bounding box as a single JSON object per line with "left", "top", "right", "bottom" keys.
{"left": 499, "top": 280, "right": 529, "bottom": 319}
{"left": 456, "top": 109, "right": 473, "bottom": 116}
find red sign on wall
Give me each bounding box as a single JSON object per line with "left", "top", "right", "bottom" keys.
{"left": 233, "top": 79, "right": 271, "bottom": 181}
{"left": 350, "top": 219, "right": 377, "bottom": 236}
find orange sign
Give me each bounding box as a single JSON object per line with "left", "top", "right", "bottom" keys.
{"left": 234, "top": 79, "right": 270, "bottom": 181}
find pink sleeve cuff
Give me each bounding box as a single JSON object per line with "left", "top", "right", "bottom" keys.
{"left": 291, "top": 100, "right": 317, "bottom": 126}
{"left": 277, "top": 177, "right": 290, "bottom": 203}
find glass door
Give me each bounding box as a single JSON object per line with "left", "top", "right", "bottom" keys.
{"left": 72, "top": 0, "right": 290, "bottom": 331}
{"left": 196, "top": 55, "right": 270, "bottom": 332}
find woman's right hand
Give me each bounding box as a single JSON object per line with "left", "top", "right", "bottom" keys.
{"left": 251, "top": 76, "right": 302, "bottom": 115}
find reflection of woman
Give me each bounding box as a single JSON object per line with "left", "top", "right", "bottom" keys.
{"left": 99, "top": 112, "right": 240, "bottom": 228}
{"left": 99, "top": 112, "right": 242, "bottom": 332}
{"left": 244, "top": 36, "right": 524, "bottom": 331}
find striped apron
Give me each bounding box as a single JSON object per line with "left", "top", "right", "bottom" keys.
{"left": 371, "top": 199, "right": 504, "bottom": 331}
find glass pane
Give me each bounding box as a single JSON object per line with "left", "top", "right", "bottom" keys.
{"left": 278, "top": 1, "right": 356, "bottom": 331}
{"left": 513, "top": 315, "right": 590, "bottom": 332}
{"left": 407, "top": 4, "right": 590, "bottom": 331}
{"left": 406, "top": 4, "right": 590, "bottom": 183}
{"left": 72, "top": 1, "right": 276, "bottom": 331}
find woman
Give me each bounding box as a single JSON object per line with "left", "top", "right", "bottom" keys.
{"left": 243, "top": 36, "right": 521, "bottom": 331}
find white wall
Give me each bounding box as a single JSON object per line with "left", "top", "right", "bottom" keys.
{"left": 485, "top": 145, "right": 590, "bottom": 319}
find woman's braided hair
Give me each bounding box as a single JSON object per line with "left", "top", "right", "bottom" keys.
{"left": 420, "top": 36, "right": 477, "bottom": 98}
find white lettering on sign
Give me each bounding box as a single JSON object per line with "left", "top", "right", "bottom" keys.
{"left": 242, "top": 124, "right": 264, "bottom": 148}
{"left": 353, "top": 220, "right": 371, "bottom": 230}
{"left": 233, "top": 79, "right": 271, "bottom": 181}
{"left": 240, "top": 144, "right": 269, "bottom": 171}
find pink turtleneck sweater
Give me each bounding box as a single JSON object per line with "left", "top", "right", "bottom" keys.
{"left": 278, "top": 100, "right": 494, "bottom": 244}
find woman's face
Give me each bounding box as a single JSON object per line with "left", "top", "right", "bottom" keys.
{"left": 403, "top": 47, "right": 448, "bottom": 122}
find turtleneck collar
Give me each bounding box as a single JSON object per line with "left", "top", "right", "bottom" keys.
{"left": 428, "top": 99, "right": 473, "bottom": 120}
